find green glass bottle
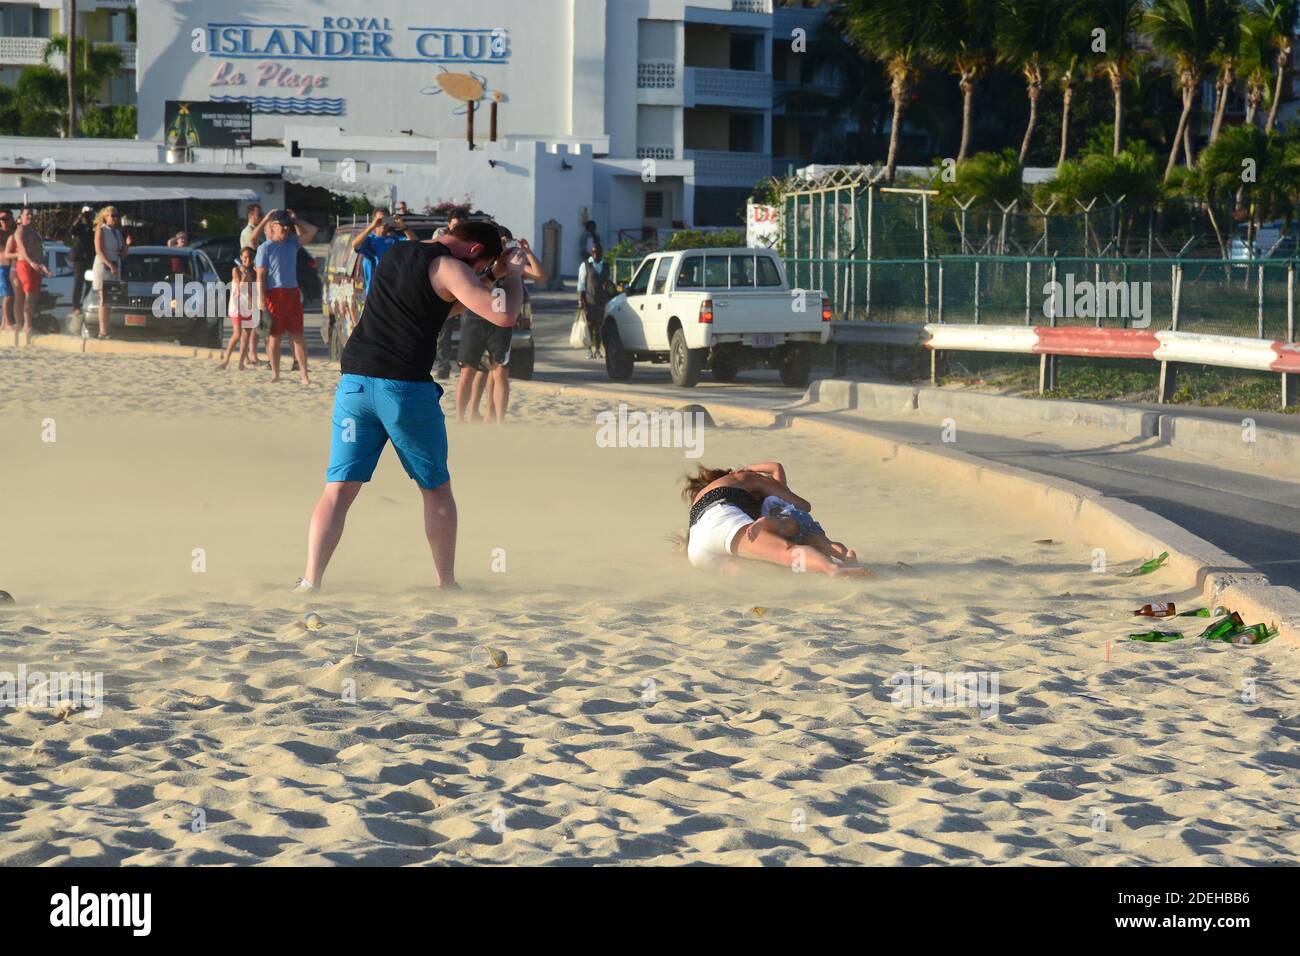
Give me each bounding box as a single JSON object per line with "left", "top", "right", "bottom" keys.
{"left": 1128, "top": 630, "right": 1185, "bottom": 642}
{"left": 1213, "top": 623, "right": 1279, "bottom": 646}
{"left": 1121, "top": 551, "right": 1170, "bottom": 577}
{"left": 1177, "top": 606, "right": 1227, "bottom": 618}
{"left": 1199, "top": 612, "right": 1246, "bottom": 641}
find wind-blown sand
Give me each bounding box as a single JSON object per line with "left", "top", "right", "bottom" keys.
{"left": 2, "top": 348, "right": 1297, "bottom": 865}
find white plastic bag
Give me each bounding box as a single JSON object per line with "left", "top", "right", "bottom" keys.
{"left": 569, "top": 309, "right": 591, "bottom": 349}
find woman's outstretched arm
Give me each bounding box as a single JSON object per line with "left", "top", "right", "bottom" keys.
{"left": 741, "top": 461, "right": 787, "bottom": 485}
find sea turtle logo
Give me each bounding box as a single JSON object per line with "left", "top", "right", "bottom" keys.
{"left": 421, "top": 68, "right": 495, "bottom": 114}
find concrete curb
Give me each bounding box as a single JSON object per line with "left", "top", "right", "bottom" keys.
{"left": 808, "top": 378, "right": 1300, "bottom": 457}
{"left": 530, "top": 378, "right": 1300, "bottom": 643}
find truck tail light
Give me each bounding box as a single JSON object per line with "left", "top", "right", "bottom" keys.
{"left": 699, "top": 299, "right": 713, "bottom": 324}
{"left": 821, "top": 297, "right": 833, "bottom": 322}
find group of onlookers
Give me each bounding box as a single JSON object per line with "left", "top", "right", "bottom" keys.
{"left": 219, "top": 202, "right": 319, "bottom": 382}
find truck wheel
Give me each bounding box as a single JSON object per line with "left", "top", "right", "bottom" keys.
{"left": 779, "top": 345, "right": 811, "bottom": 388}
{"left": 711, "top": 355, "right": 739, "bottom": 383}
{"left": 669, "top": 329, "right": 704, "bottom": 388}
{"left": 328, "top": 320, "right": 342, "bottom": 362}
{"left": 604, "top": 321, "right": 634, "bottom": 381}
{"left": 508, "top": 344, "right": 535, "bottom": 380}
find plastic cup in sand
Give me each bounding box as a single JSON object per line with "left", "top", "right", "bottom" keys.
{"left": 1128, "top": 630, "right": 1185, "bottom": 642}
{"left": 304, "top": 612, "right": 326, "bottom": 632}
{"left": 472, "top": 646, "right": 508, "bottom": 669}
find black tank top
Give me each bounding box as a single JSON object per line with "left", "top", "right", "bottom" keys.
{"left": 341, "top": 241, "right": 455, "bottom": 381}
{"left": 689, "top": 486, "right": 762, "bottom": 527}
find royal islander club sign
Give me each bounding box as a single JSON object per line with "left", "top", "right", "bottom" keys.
{"left": 200, "top": 16, "right": 511, "bottom": 116}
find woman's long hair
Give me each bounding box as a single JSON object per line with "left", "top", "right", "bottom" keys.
{"left": 682, "top": 465, "right": 732, "bottom": 503}
{"left": 93, "top": 206, "right": 117, "bottom": 230}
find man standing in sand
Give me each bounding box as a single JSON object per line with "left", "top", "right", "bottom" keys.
{"left": 254, "top": 209, "right": 318, "bottom": 384}
{"left": 294, "top": 222, "right": 527, "bottom": 592}
{"left": 0, "top": 210, "right": 15, "bottom": 334}
{"left": 8, "top": 208, "right": 50, "bottom": 345}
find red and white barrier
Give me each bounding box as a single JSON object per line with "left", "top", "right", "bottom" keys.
{"left": 922, "top": 324, "right": 1300, "bottom": 375}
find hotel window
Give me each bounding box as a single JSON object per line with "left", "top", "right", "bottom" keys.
{"left": 644, "top": 191, "right": 665, "bottom": 220}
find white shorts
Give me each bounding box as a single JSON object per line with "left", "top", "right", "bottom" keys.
{"left": 686, "top": 503, "right": 755, "bottom": 570}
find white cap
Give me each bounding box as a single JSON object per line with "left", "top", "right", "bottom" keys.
{"left": 81, "top": 205, "right": 92, "bottom": 213}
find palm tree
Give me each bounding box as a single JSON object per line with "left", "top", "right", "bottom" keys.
{"left": 1207, "top": 1, "right": 1245, "bottom": 145}
{"left": 1240, "top": 10, "right": 1277, "bottom": 123}
{"left": 1253, "top": 0, "right": 1300, "bottom": 131}
{"left": 1144, "top": 0, "right": 1222, "bottom": 180}
{"left": 1081, "top": 0, "right": 1146, "bottom": 156}
{"left": 930, "top": 0, "right": 999, "bottom": 161}
{"left": 1052, "top": 16, "right": 1094, "bottom": 168}
{"left": 37, "top": 34, "right": 125, "bottom": 136}
{"left": 997, "top": 0, "right": 1075, "bottom": 164}
{"left": 842, "top": 0, "right": 941, "bottom": 181}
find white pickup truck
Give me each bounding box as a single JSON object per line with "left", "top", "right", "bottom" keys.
{"left": 601, "top": 247, "right": 831, "bottom": 387}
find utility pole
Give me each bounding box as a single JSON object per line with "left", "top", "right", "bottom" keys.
{"left": 66, "top": 0, "right": 78, "bottom": 137}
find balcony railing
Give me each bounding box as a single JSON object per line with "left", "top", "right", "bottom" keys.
{"left": 732, "top": 0, "right": 773, "bottom": 12}
{"left": 636, "top": 145, "right": 677, "bottom": 161}
{"left": 0, "top": 36, "right": 51, "bottom": 65}
{"left": 0, "top": 36, "right": 136, "bottom": 69}
{"left": 686, "top": 67, "right": 772, "bottom": 106}
{"left": 637, "top": 60, "right": 677, "bottom": 90}
{"left": 687, "top": 149, "right": 773, "bottom": 186}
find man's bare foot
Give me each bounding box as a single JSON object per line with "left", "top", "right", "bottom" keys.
{"left": 270, "top": 374, "right": 280, "bottom": 383}
{"left": 300, "top": 376, "right": 310, "bottom": 386}
{"left": 439, "top": 580, "right": 461, "bottom": 590}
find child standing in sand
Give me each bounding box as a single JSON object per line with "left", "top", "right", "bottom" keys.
{"left": 219, "top": 248, "right": 258, "bottom": 371}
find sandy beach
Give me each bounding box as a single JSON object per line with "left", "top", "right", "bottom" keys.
{"left": 2, "top": 347, "right": 1298, "bottom": 866}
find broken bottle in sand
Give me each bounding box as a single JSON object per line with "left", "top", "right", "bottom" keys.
{"left": 1207, "top": 623, "right": 1279, "bottom": 646}
{"left": 1120, "top": 552, "right": 1170, "bottom": 577}
{"left": 1198, "top": 612, "right": 1246, "bottom": 642}
{"left": 1177, "top": 606, "right": 1227, "bottom": 618}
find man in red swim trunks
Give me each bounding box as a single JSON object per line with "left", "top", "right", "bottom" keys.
{"left": 254, "top": 208, "right": 318, "bottom": 384}
{"left": 9, "top": 208, "right": 50, "bottom": 345}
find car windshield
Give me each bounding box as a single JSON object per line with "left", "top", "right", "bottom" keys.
{"left": 123, "top": 255, "right": 194, "bottom": 282}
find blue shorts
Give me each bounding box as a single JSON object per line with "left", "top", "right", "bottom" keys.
{"left": 0, "top": 267, "right": 11, "bottom": 298}
{"left": 326, "top": 374, "right": 450, "bottom": 489}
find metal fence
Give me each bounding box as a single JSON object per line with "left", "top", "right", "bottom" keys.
{"left": 614, "top": 253, "right": 1299, "bottom": 342}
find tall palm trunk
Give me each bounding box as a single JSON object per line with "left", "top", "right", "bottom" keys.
{"left": 1265, "top": 41, "right": 1292, "bottom": 131}
{"left": 957, "top": 68, "right": 977, "bottom": 161}
{"left": 1208, "top": 59, "right": 1233, "bottom": 144}
{"left": 1019, "top": 61, "right": 1042, "bottom": 164}
{"left": 885, "top": 61, "right": 910, "bottom": 183}
{"left": 1057, "top": 65, "right": 1075, "bottom": 169}
{"left": 1165, "top": 75, "right": 1195, "bottom": 180}
{"left": 1108, "top": 64, "right": 1124, "bottom": 155}
{"left": 1246, "top": 81, "right": 1263, "bottom": 125}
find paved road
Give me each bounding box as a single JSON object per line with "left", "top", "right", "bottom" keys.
{"left": 526, "top": 287, "right": 1300, "bottom": 593}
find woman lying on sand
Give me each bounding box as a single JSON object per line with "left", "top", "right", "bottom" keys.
{"left": 683, "top": 462, "right": 868, "bottom": 578}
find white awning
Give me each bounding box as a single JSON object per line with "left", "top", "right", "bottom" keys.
{"left": 280, "top": 168, "right": 395, "bottom": 208}
{"left": 0, "top": 185, "right": 260, "bottom": 204}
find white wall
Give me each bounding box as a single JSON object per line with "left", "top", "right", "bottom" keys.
{"left": 137, "top": 1, "right": 604, "bottom": 145}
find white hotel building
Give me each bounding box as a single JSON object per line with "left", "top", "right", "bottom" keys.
{"left": 0, "top": 0, "right": 845, "bottom": 274}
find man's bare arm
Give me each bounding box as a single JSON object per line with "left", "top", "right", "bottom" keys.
{"left": 432, "top": 256, "right": 522, "bottom": 328}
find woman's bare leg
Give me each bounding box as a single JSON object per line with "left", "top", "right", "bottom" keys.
{"left": 734, "top": 524, "right": 868, "bottom": 578}
{"left": 751, "top": 515, "right": 799, "bottom": 540}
